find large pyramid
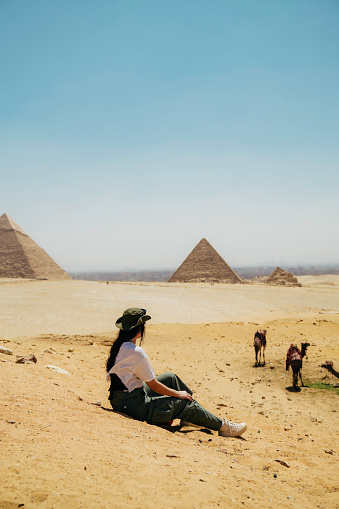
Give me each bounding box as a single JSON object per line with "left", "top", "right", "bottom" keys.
{"left": 168, "top": 238, "right": 242, "bottom": 283}
{"left": 0, "top": 213, "right": 71, "bottom": 280}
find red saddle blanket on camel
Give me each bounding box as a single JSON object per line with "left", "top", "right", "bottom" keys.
{"left": 286, "top": 345, "right": 302, "bottom": 370}
{"left": 254, "top": 330, "right": 266, "bottom": 346}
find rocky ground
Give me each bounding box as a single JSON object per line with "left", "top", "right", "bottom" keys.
{"left": 0, "top": 277, "right": 338, "bottom": 508}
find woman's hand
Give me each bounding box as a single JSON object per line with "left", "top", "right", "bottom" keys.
{"left": 177, "top": 391, "right": 193, "bottom": 401}
{"left": 146, "top": 379, "right": 193, "bottom": 400}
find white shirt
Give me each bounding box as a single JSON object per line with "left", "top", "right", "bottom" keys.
{"left": 107, "top": 342, "right": 155, "bottom": 392}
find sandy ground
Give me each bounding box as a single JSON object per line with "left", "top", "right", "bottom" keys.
{"left": 0, "top": 276, "right": 339, "bottom": 509}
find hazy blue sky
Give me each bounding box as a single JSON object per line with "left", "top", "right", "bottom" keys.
{"left": 1, "top": 0, "right": 338, "bottom": 271}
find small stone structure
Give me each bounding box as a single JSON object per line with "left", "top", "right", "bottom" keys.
{"left": 0, "top": 213, "right": 71, "bottom": 280}
{"left": 266, "top": 267, "right": 301, "bottom": 287}
{"left": 168, "top": 238, "right": 242, "bottom": 283}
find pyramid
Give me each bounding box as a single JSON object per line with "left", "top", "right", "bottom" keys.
{"left": 266, "top": 267, "right": 301, "bottom": 287}
{"left": 0, "top": 213, "right": 72, "bottom": 280}
{"left": 168, "top": 238, "right": 242, "bottom": 283}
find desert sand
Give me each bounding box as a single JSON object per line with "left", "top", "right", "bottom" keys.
{"left": 1, "top": 276, "right": 338, "bottom": 509}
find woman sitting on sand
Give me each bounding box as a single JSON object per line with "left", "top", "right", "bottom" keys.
{"left": 106, "top": 308, "right": 247, "bottom": 437}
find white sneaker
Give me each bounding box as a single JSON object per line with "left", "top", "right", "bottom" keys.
{"left": 218, "top": 419, "right": 247, "bottom": 437}
{"left": 180, "top": 420, "right": 202, "bottom": 428}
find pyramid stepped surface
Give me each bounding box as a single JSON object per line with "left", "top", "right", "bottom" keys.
{"left": 168, "top": 238, "right": 242, "bottom": 283}
{"left": 0, "top": 213, "right": 71, "bottom": 280}
{"left": 266, "top": 267, "right": 301, "bottom": 287}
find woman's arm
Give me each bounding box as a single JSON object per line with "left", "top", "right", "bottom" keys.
{"left": 146, "top": 378, "right": 193, "bottom": 401}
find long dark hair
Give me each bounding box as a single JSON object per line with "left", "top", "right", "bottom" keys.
{"left": 106, "top": 324, "right": 145, "bottom": 373}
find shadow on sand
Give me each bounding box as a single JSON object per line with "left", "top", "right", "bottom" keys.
{"left": 285, "top": 386, "right": 301, "bottom": 392}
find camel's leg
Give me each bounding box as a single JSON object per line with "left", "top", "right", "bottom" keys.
{"left": 291, "top": 362, "right": 299, "bottom": 388}
{"left": 262, "top": 346, "right": 266, "bottom": 366}
{"left": 299, "top": 369, "right": 304, "bottom": 387}
{"left": 293, "top": 369, "right": 298, "bottom": 388}
{"left": 254, "top": 346, "right": 258, "bottom": 366}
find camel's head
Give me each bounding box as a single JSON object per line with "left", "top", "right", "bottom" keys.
{"left": 301, "top": 342, "right": 310, "bottom": 358}
{"left": 321, "top": 360, "right": 333, "bottom": 370}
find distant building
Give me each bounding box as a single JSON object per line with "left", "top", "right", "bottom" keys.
{"left": 266, "top": 267, "right": 301, "bottom": 287}
{"left": 168, "top": 238, "right": 242, "bottom": 283}
{"left": 0, "top": 213, "right": 71, "bottom": 280}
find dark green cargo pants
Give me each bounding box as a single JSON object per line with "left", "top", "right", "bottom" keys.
{"left": 109, "top": 372, "right": 222, "bottom": 431}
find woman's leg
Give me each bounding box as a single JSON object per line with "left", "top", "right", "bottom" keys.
{"left": 112, "top": 374, "right": 222, "bottom": 430}
{"left": 110, "top": 387, "right": 153, "bottom": 422}
{"left": 143, "top": 373, "right": 222, "bottom": 430}
{"left": 110, "top": 389, "right": 245, "bottom": 436}
{"left": 150, "top": 396, "right": 222, "bottom": 430}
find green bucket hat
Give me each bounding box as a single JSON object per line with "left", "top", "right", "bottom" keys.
{"left": 115, "top": 308, "right": 151, "bottom": 330}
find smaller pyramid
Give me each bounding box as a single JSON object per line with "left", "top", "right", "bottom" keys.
{"left": 168, "top": 238, "right": 242, "bottom": 283}
{"left": 0, "top": 213, "right": 71, "bottom": 280}
{"left": 266, "top": 267, "right": 301, "bottom": 287}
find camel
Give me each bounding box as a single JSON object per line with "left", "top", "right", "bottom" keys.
{"left": 253, "top": 330, "right": 267, "bottom": 366}
{"left": 286, "top": 342, "right": 310, "bottom": 390}
{"left": 321, "top": 361, "right": 339, "bottom": 379}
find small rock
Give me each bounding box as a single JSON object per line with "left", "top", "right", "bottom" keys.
{"left": 16, "top": 354, "right": 37, "bottom": 364}
{"left": 0, "top": 346, "right": 13, "bottom": 355}
{"left": 275, "top": 459, "right": 290, "bottom": 468}
{"left": 47, "top": 365, "right": 70, "bottom": 375}
{"left": 7, "top": 420, "right": 16, "bottom": 424}
{"left": 91, "top": 401, "right": 101, "bottom": 407}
